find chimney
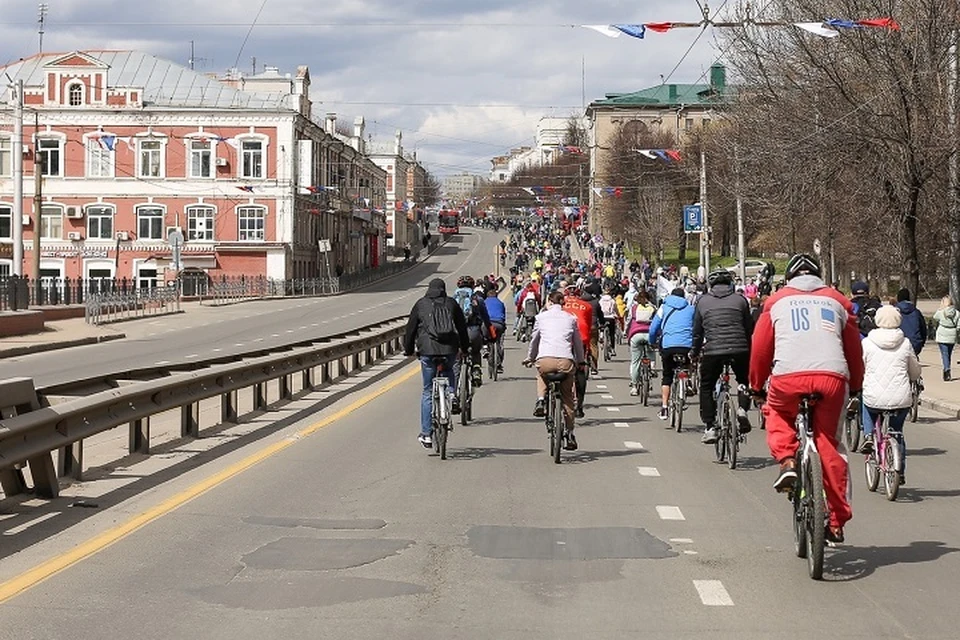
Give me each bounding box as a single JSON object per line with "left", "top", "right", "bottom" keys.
{"left": 351, "top": 116, "right": 365, "bottom": 153}
{"left": 394, "top": 129, "right": 402, "bottom": 155}
{"left": 294, "top": 65, "right": 311, "bottom": 118}
{"left": 325, "top": 112, "right": 337, "bottom": 135}
{"left": 710, "top": 63, "right": 726, "bottom": 93}
{"left": 668, "top": 84, "right": 678, "bottom": 103}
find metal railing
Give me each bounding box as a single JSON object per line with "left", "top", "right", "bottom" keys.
{"left": 85, "top": 285, "right": 182, "bottom": 325}
{"left": 1, "top": 276, "right": 147, "bottom": 311}
{"left": 0, "top": 316, "right": 409, "bottom": 500}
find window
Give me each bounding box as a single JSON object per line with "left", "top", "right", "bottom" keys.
{"left": 86, "top": 138, "right": 114, "bottom": 178}
{"left": 40, "top": 205, "right": 63, "bottom": 240}
{"left": 189, "top": 140, "right": 213, "bottom": 178}
{"left": 685, "top": 118, "right": 694, "bottom": 131}
{"left": 136, "top": 265, "right": 158, "bottom": 290}
{"left": 0, "top": 262, "right": 10, "bottom": 278}
{"left": 68, "top": 83, "right": 84, "bottom": 107}
{"left": 0, "top": 205, "right": 11, "bottom": 239}
{"left": 0, "top": 138, "right": 11, "bottom": 177}
{"left": 186, "top": 206, "right": 214, "bottom": 241}
{"left": 137, "top": 206, "right": 164, "bottom": 240}
{"left": 237, "top": 206, "right": 266, "bottom": 241}
{"left": 38, "top": 138, "right": 61, "bottom": 176}
{"left": 241, "top": 140, "right": 264, "bottom": 179}
{"left": 86, "top": 205, "right": 114, "bottom": 240}
{"left": 138, "top": 139, "right": 164, "bottom": 178}
{"left": 86, "top": 267, "right": 113, "bottom": 294}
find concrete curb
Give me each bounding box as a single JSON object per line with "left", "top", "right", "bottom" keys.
{"left": 0, "top": 332, "right": 126, "bottom": 359}
{"left": 924, "top": 397, "right": 960, "bottom": 420}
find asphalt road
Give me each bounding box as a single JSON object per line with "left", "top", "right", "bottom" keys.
{"left": 0, "top": 231, "right": 500, "bottom": 388}
{"left": 2, "top": 323, "right": 960, "bottom": 638}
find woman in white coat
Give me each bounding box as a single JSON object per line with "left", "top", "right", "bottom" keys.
{"left": 860, "top": 305, "right": 922, "bottom": 483}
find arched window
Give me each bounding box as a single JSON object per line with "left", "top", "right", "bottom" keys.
{"left": 68, "top": 82, "right": 84, "bottom": 107}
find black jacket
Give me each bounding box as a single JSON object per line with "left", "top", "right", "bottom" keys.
{"left": 403, "top": 279, "right": 470, "bottom": 357}
{"left": 692, "top": 283, "right": 754, "bottom": 356}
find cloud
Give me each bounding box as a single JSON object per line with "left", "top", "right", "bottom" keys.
{"left": 0, "top": 0, "right": 723, "bottom": 176}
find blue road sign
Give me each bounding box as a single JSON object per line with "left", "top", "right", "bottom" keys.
{"left": 683, "top": 204, "right": 703, "bottom": 233}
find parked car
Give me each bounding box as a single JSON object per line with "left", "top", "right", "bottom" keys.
{"left": 726, "top": 259, "right": 770, "bottom": 279}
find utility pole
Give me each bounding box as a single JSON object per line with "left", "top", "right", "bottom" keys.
{"left": 37, "top": 3, "right": 48, "bottom": 54}
{"left": 735, "top": 145, "right": 746, "bottom": 284}
{"left": 33, "top": 111, "right": 43, "bottom": 301}
{"left": 12, "top": 79, "right": 24, "bottom": 276}
{"left": 699, "top": 149, "right": 710, "bottom": 275}
{"left": 950, "top": 27, "right": 960, "bottom": 302}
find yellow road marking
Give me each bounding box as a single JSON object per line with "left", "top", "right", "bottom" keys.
{"left": 0, "top": 363, "right": 420, "bottom": 604}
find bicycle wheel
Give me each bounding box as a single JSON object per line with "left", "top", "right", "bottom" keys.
{"left": 910, "top": 394, "right": 919, "bottom": 423}
{"left": 806, "top": 453, "right": 826, "bottom": 580}
{"left": 843, "top": 415, "right": 861, "bottom": 455}
{"left": 553, "top": 393, "right": 563, "bottom": 464}
{"left": 674, "top": 380, "right": 685, "bottom": 433}
{"left": 488, "top": 344, "right": 497, "bottom": 381}
{"left": 438, "top": 415, "right": 448, "bottom": 460}
{"left": 640, "top": 367, "right": 650, "bottom": 407}
{"left": 459, "top": 365, "right": 470, "bottom": 426}
{"left": 728, "top": 396, "right": 739, "bottom": 471}
{"left": 864, "top": 447, "right": 880, "bottom": 492}
{"left": 793, "top": 454, "right": 807, "bottom": 559}
{"left": 714, "top": 392, "right": 728, "bottom": 462}
{"left": 883, "top": 437, "right": 901, "bottom": 501}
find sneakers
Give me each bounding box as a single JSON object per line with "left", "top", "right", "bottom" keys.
{"left": 701, "top": 426, "right": 719, "bottom": 445}
{"left": 774, "top": 459, "right": 798, "bottom": 493}
{"left": 898, "top": 472, "right": 906, "bottom": 485}
{"left": 533, "top": 398, "right": 546, "bottom": 418}
{"left": 629, "top": 385, "right": 639, "bottom": 397}
{"left": 497, "top": 365, "right": 504, "bottom": 374}
{"left": 564, "top": 432, "right": 579, "bottom": 451}
{"left": 860, "top": 434, "right": 874, "bottom": 455}
{"left": 418, "top": 434, "right": 432, "bottom": 448}
{"left": 736, "top": 408, "right": 752, "bottom": 434}
{"left": 575, "top": 406, "right": 585, "bottom": 419}
{"left": 658, "top": 406, "right": 668, "bottom": 420}
{"left": 472, "top": 365, "right": 483, "bottom": 387}
{"left": 825, "top": 526, "right": 845, "bottom": 545}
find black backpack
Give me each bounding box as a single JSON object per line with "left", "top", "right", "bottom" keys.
{"left": 854, "top": 296, "right": 882, "bottom": 336}
{"left": 427, "top": 299, "right": 458, "bottom": 344}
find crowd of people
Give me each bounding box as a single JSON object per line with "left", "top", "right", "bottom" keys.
{"left": 403, "top": 217, "right": 959, "bottom": 545}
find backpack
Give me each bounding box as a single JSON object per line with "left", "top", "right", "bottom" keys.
{"left": 426, "top": 299, "right": 458, "bottom": 344}
{"left": 453, "top": 288, "right": 473, "bottom": 321}
{"left": 854, "top": 296, "right": 882, "bottom": 336}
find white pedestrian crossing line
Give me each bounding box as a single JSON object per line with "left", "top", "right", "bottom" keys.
{"left": 656, "top": 505, "right": 685, "bottom": 521}
{"left": 637, "top": 467, "right": 661, "bottom": 477}
{"left": 606, "top": 407, "right": 621, "bottom": 412}
{"left": 693, "top": 580, "right": 734, "bottom": 606}
{"left": 623, "top": 441, "right": 644, "bottom": 450}
{"left": 613, "top": 422, "right": 630, "bottom": 428}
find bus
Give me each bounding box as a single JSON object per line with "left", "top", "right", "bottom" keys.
{"left": 438, "top": 210, "right": 460, "bottom": 234}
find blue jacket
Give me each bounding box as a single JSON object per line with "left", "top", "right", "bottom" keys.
{"left": 485, "top": 296, "right": 507, "bottom": 324}
{"left": 648, "top": 294, "right": 695, "bottom": 349}
{"left": 895, "top": 300, "right": 927, "bottom": 354}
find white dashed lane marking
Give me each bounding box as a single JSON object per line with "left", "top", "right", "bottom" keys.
{"left": 693, "top": 580, "right": 734, "bottom": 606}
{"left": 614, "top": 422, "right": 630, "bottom": 428}
{"left": 623, "top": 441, "right": 644, "bottom": 450}
{"left": 601, "top": 394, "right": 614, "bottom": 400}
{"left": 606, "top": 407, "right": 621, "bottom": 413}
{"left": 637, "top": 467, "right": 661, "bottom": 477}
{"left": 3, "top": 512, "right": 60, "bottom": 536}
{"left": 656, "top": 506, "right": 685, "bottom": 521}
{"left": 155, "top": 360, "right": 171, "bottom": 365}
{"left": 596, "top": 384, "right": 608, "bottom": 390}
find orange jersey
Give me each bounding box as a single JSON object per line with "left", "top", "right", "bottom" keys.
{"left": 563, "top": 295, "right": 593, "bottom": 346}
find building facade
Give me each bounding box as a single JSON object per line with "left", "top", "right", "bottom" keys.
{"left": 0, "top": 50, "right": 387, "bottom": 286}
{"left": 368, "top": 132, "right": 415, "bottom": 249}
{"left": 442, "top": 173, "right": 483, "bottom": 200}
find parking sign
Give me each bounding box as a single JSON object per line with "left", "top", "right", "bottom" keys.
{"left": 683, "top": 204, "right": 703, "bottom": 233}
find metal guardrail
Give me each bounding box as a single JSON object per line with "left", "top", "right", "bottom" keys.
{"left": 0, "top": 316, "right": 409, "bottom": 499}
{"left": 85, "top": 286, "right": 182, "bottom": 324}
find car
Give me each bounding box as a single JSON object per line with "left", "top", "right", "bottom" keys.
{"left": 726, "top": 259, "right": 770, "bottom": 279}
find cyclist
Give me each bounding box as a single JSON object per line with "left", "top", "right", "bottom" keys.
{"left": 599, "top": 284, "right": 618, "bottom": 355}
{"left": 525, "top": 290, "right": 586, "bottom": 451}
{"left": 648, "top": 287, "right": 696, "bottom": 421}
{"left": 514, "top": 276, "right": 542, "bottom": 336}
{"left": 626, "top": 290, "right": 657, "bottom": 396}
{"left": 749, "top": 254, "right": 863, "bottom": 544}
{"left": 403, "top": 278, "right": 471, "bottom": 449}
{"left": 859, "top": 305, "right": 921, "bottom": 484}
{"left": 485, "top": 282, "right": 507, "bottom": 374}
{"left": 563, "top": 282, "right": 594, "bottom": 418}
{"left": 580, "top": 279, "right": 605, "bottom": 374}
{"left": 850, "top": 281, "right": 882, "bottom": 338}
{"left": 692, "top": 269, "right": 754, "bottom": 445}
{"left": 453, "top": 276, "right": 492, "bottom": 387}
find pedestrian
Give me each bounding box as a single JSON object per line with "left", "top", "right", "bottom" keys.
{"left": 933, "top": 296, "right": 958, "bottom": 381}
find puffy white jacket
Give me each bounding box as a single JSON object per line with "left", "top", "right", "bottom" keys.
{"left": 862, "top": 328, "right": 921, "bottom": 410}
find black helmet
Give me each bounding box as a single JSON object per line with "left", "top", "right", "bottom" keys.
{"left": 457, "top": 275, "right": 475, "bottom": 289}
{"left": 785, "top": 254, "right": 821, "bottom": 281}
{"left": 707, "top": 268, "right": 733, "bottom": 287}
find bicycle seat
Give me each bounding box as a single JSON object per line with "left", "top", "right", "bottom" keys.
{"left": 544, "top": 371, "right": 570, "bottom": 383}
{"left": 800, "top": 393, "right": 823, "bottom": 402}
{"left": 672, "top": 354, "right": 689, "bottom": 364}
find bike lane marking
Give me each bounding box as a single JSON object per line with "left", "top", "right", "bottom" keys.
{"left": 693, "top": 580, "right": 734, "bottom": 606}
{"left": 656, "top": 506, "right": 685, "bottom": 520}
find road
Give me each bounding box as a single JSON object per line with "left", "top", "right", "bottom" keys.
{"left": 2, "top": 304, "right": 960, "bottom": 638}
{"left": 0, "top": 231, "right": 499, "bottom": 388}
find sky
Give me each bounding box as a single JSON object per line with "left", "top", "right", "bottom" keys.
{"left": 0, "top": 0, "right": 726, "bottom": 178}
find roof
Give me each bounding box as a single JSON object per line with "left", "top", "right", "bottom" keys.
{"left": 0, "top": 50, "right": 295, "bottom": 110}
{"left": 589, "top": 83, "right": 726, "bottom": 109}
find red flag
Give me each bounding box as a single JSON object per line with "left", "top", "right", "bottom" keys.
{"left": 644, "top": 22, "right": 673, "bottom": 33}
{"left": 614, "top": 188, "right": 623, "bottom": 198}
{"left": 665, "top": 149, "right": 682, "bottom": 162}
{"left": 857, "top": 18, "right": 901, "bottom": 30}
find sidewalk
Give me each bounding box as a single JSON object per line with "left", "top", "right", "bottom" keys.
{"left": 0, "top": 320, "right": 125, "bottom": 358}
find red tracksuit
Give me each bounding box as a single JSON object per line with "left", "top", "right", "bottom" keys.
{"left": 750, "top": 276, "right": 864, "bottom": 528}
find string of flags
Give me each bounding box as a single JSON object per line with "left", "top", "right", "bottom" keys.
{"left": 592, "top": 187, "right": 625, "bottom": 198}
{"left": 635, "top": 148, "right": 682, "bottom": 162}
{"left": 583, "top": 17, "right": 900, "bottom": 41}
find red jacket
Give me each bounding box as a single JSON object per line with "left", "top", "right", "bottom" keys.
{"left": 750, "top": 275, "right": 864, "bottom": 391}
{"left": 563, "top": 295, "right": 593, "bottom": 347}
{"left": 516, "top": 283, "right": 541, "bottom": 312}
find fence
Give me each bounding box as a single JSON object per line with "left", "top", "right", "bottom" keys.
{"left": 1, "top": 276, "right": 146, "bottom": 311}
{"left": 85, "top": 285, "right": 182, "bottom": 325}
{"left": 0, "top": 316, "right": 408, "bottom": 499}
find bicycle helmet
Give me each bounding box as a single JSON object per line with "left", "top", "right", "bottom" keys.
{"left": 784, "top": 253, "right": 821, "bottom": 280}
{"left": 457, "top": 275, "right": 475, "bottom": 289}
{"left": 707, "top": 268, "right": 733, "bottom": 287}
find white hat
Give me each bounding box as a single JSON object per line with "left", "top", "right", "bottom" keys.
{"left": 875, "top": 305, "right": 901, "bottom": 329}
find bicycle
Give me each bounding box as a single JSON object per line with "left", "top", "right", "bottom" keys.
{"left": 909, "top": 378, "right": 922, "bottom": 423}
{"left": 544, "top": 370, "right": 571, "bottom": 464}
{"left": 842, "top": 394, "right": 862, "bottom": 454}
{"left": 668, "top": 354, "right": 690, "bottom": 433}
{"left": 429, "top": 357, "right": 453, "bottom": 460}
{"left": 637, "top": 342, "right": 653, "bottom": 407}
{"left": 486, "top": 330, "right": 504, "bottom": 382}
{"left": 713, "top": 362, "right": 744, "bottom": 470}
{"left": 458, "top": 354, "right": 474, "bottom": 426}
{"left": 602, "top": 321, "right": 617, "bottom": 362}
{"left": 789, "top": 393, "right": 828, "bottom": 580}
{"left": 517, "top": 315, "right": 532, "bottom": 343}
{"left": 864, "top": 409, "right": 904, "bottom": 501}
